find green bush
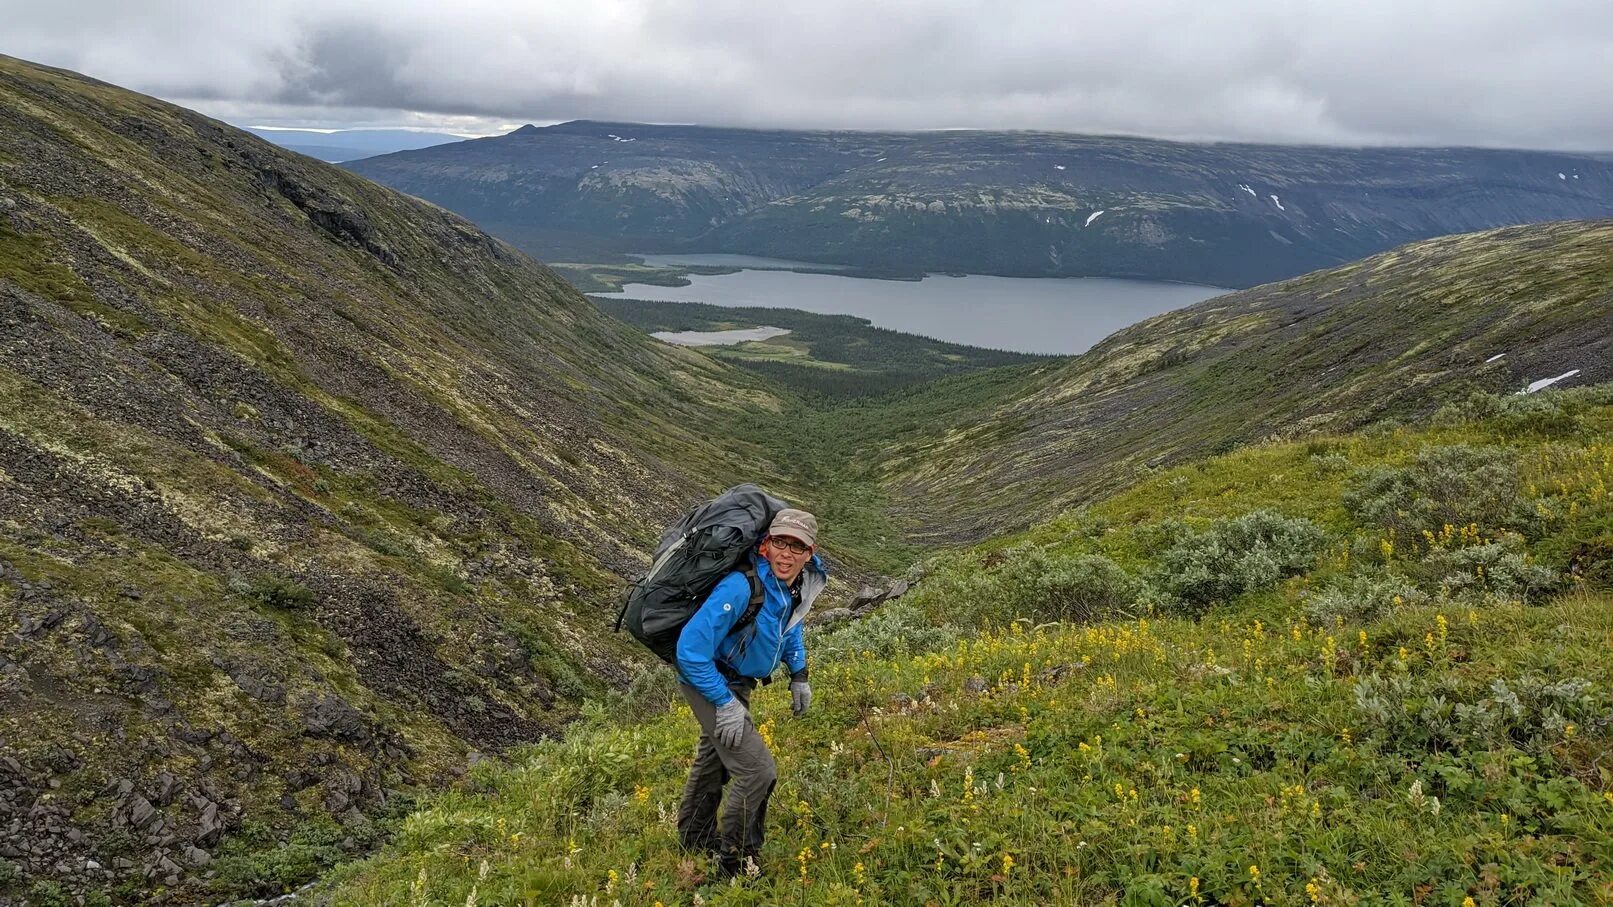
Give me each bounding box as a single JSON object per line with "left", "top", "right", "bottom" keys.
{"left": 1308, "top": 451, "right": 1353, "bottom": 474}
{"left": 236, "top": 573, "right": 316, "bottom": 611}
{"left": 1355, "top": 672, "right": 1603, "bottom": 756}
{"left": 1345, "top": 444, "right": 1534, "bottom": 538}
{"left": 1149, "top": 511, "right": 1327, "bottom": 615}
{"left": 27, "top": 880, "right": 70, "bottom": 907}
{"left": 813, "top": 601, "right": 962, "bottom": 661}
{"left": 1303, "top": 573, "right": 1425, "bottom": 625}
{"left": 1417, "top": 532, "right": 1560, "bottom": 601}
{"left": 1433, "top": 387, "right": 1613, "bottom": 438}
{"left": 909, "top": 547, "right": 1140, "bottom": 629}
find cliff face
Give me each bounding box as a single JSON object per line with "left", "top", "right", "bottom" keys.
{"left": 0, "top": 55, "right": 776, "bottom": 902}
{"left": 348, "top": 120, "right": 1613, "bottom": 287}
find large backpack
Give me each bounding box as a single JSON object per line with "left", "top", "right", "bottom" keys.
{"left": 615, "top": 484, "right": 788, "bottom": 664}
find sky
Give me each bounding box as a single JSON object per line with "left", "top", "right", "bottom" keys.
{"left": 4, "top": 0, "right": 1613, "bottom": 149}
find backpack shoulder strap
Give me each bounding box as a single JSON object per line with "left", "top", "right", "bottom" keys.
{"left": 733, "top": 565, "right": 766, "bottom": 632}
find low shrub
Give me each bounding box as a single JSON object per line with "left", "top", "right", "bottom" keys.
{"left": 1433, "top": 386, "right": 1613, "bottom": 437}
{"left": 1345, "top": 444, "right": 1533, "bottom": 539}
{"left": 1303, "top": 573, "right": 1425, "bottom": 625}
{"left": 813, "top": 601, "right": 962, "bottom": 661}
{"left": 1308, "top": 451, "right": 1353, "bottom": 474}
{"left": 1417, "top": 532, "right": 1560, "bottom": 602}
{"left": 1354, "top": 671, "right": 1604, "bottom": 756}
{"left": 910, "top": 547, "right": 1140, "bottom": 629}
{"left": 235, "top": 573, "right": 315, "bottom": 611}
{"left": 1149, "top": 511, "right": 1327, "bottom": 615}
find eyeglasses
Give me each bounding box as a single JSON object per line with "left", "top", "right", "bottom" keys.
{"left": 770, "top": 537, "right": 812, "bottom": 555}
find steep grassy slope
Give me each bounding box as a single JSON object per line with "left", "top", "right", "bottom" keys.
{"left": 873, "top": 221, "right": 1613, "bottom": 541}
{"left": 0, "top": 54, "right": 799, "bottom": 903}
{"left": 347, "top": 120, "right": 1613, "bottom": 288}
{"left": 319, "top": 387, "right": 1613, "bottom": 906}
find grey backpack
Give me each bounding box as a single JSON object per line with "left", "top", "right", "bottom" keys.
{"left": 615, "top": 484, "right": 787, "bottom": 664}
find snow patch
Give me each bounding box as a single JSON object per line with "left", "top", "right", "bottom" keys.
{"left": 1558, "top": 172, "right": 1567, "bottom": 180}
{"left": 1484, "top": 353, "right": 1507, "bottom": 364}
{"left": 1085, "top": 210, "right": 1105, "bottom": 227}
{"left": 1269, "top": 194, "right": 1285, "bottom": 211}
{"left": 1238, "top": 184, "right": 1256, "bottom": 196}
{"left": 1055, "top": 164, "right": 1067, "bottom": 171}
{"left": 1520, "top": 369, "right": 1581, "bottom": 394}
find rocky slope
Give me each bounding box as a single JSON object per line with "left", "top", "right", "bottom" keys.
{"left": 874, "top": 220, "right": 1613, "bottom": 539}
{"left": 347, "top": 120, "right": 1613, "bottom": 287}
{"left": 0, "top": 55, "right": 787, "bottom": 903}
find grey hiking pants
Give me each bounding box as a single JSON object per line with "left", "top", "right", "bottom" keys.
{"left": 676, "top": 679, "right": 777, "bottom": 864}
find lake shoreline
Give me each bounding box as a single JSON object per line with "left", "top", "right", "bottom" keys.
{"left": 598, "top": 255, "right": 1227, "bottom": 356}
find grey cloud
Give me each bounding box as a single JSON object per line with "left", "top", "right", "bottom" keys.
{"left": 3, "top": 0, "right": 1612, "bottom": 149}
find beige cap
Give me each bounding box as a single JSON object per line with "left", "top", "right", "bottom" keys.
{"left": 768, "top": 509, "right": 818, "bottom": 547}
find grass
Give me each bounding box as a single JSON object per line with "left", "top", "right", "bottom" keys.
{"left": 318, "top": 390, "right": 1613, "bottom": 906}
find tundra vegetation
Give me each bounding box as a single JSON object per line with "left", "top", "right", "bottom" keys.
{"left": 3, "top": 52, "right": 1612, "bottom": 905}
{"left": 322, "top": 386, "right": 1613, "bottom": 906}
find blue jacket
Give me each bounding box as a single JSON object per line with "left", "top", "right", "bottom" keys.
{"left": 676, "top": 550, "right": 826, "bottom": 707}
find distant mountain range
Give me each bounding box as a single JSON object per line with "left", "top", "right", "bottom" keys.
{"left": 247, "top": 127, "right": 464, "bottom": 163}
{"left": 346, "top": 120, "right": 1613, "bottom": 287}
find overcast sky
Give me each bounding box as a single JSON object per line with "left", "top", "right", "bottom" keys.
{"left": 5, "top": 0, "right": 1613, "bottom": 149}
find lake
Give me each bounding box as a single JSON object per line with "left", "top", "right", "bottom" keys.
{"left": 617, "top": 255, "right": 1226, "bottom": 355}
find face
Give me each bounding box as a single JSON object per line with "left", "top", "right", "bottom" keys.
{"left": 761, "top": 534, "right": 814, "bottom": 583}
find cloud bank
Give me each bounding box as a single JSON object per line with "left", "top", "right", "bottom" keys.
{"left": 5, "top": 0, "right": 1613, "bottom": 149}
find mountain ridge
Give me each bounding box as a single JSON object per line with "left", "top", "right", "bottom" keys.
{"left": 346, "top": 119, "right": 1613, "bottom": 287}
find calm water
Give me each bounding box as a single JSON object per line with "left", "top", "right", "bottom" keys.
{"left": 616, "top": 256, "right": 1225, "bottom": 355}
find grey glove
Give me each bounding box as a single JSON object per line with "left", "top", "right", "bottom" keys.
{"left": 790, "top": 680, "right": 812, "bottom": 716}
{"left": 713, "top": 698, "right": 748, "bottom": 749}
{"left": 790, "top": 670, "right": 812, "bottom": 716}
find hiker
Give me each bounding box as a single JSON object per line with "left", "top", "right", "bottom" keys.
{"left": 675, "top": 508, "right": 827, "bottom": 878}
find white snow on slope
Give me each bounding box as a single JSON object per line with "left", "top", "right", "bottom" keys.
{"left": 1238, "top": 184, "right": 1256, "bottom": 196}
{"left": 1485, "top": 353, "right": 1507, "bottom": 364}
{"left": 1559, "top": 172, "right": 1567, "bottom": 180}
{"left": 1085, "top": 210, "right": 1105, "bottom": 227}
{"left": 1270, "top": 194, "right": 1285, "bottom": 211}
{"left": 1521, "top": 369, "right": 1581, "bottom": 394}
{"left": 1055, "top": 164, "right": 1066, "bottom": 171}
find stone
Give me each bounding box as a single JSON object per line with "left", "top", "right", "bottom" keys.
{"left": 152, "top": 772, "right": 178, "bottom": 806}
{"left": 126, "top": 795, "right": 158, "bottom": 830}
